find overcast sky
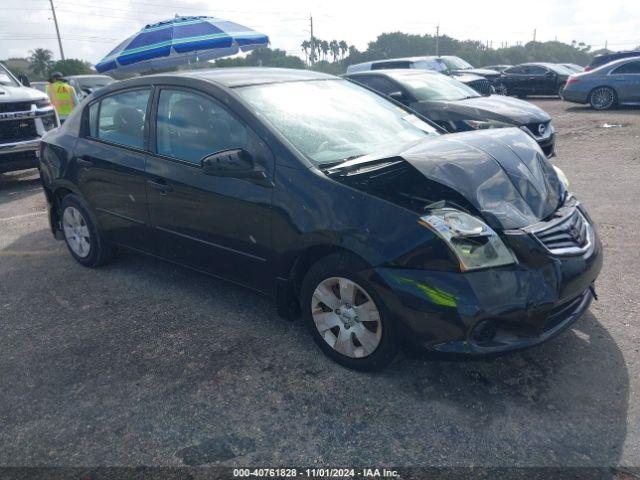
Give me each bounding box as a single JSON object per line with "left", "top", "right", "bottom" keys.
{"left": 0, "top": 0, "right": 638, "bottom": 64}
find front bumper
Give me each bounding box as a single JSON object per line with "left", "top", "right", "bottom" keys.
{"left": 362, "top": 208, "right": 603, "bottom": 355}
{"left": 0, "top": 139, "right": 40, "bottom": 173}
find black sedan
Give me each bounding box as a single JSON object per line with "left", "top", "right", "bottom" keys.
{"left": 501, "top": 63, "right": 573, "bottom": 97}
{"left": 38, "top": 68, "right": 602, "bottom": 371}
{"left": 345, "top": 69, "right": 556, "bottom": 157}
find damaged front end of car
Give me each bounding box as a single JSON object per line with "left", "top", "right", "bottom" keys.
{"left": 323, "top": 128, "right": 603, "bottom": 354}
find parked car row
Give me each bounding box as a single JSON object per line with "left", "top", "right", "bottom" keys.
{"left": 37, "top": 67, "right": 602, "bottom": 370}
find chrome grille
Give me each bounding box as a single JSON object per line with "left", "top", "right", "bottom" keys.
{"left": 533, "top": 209, "right": 592, "bottom": 255}
{"left": 0, "top": 101, "right": 32, "bottom": 113}
{"left": 0, "top": 118, "right": 37, "bottom": 143}
{"left": 465, "top": 78, "right": 493, "bottom": 95}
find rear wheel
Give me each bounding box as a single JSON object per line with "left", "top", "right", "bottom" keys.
{"left": 589, "top": 87, "right": 616, "bottom": 110}
{"left": 60, "top": 194, "right": 114, "bottom": 267}
{"left": 300, "top": 252, "right": 398, "bottom": 371}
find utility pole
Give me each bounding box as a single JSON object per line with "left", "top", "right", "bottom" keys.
{"left": 435, "top": 24, "right": 439, "bottom": 57}
{"left": 309, "top": 14, "right": 315, "bottom": 66}
{"left": 533, "top": 28, "right": 537, "bottom": 43}
{"left": 49, "top": 0, "right": 65, "bottom": 60}
{"left": 605, "top": 40, "right": 608, "bottom": 51}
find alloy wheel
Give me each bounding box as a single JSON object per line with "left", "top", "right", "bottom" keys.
{"left": 311, "top": 277, "right": 382, "bottom": 359}
{"left": 590, "top": 87, "right": 615, "bottom": 110}
{"left": 62, "top": 206, "right": 91, "bottom": 258}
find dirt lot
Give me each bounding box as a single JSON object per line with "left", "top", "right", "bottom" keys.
{"left": 0, "top": 100, "right": 639, "bottom": 473}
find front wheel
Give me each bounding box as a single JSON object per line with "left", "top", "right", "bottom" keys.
{"left": 300, "top": 253, "right": 398, "bottom": 371}
{"left": 494, "top": 82, "right": 507, "bottom": 95}
{"left": 589, "top": 87, "right": 616, "bottom": 110}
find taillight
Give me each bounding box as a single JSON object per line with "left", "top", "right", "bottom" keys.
{"left": 584, "top": 66, "right": 592, "bottom": 72}
{"left": 566, "top": 76, "right": 579, "bottom": 85}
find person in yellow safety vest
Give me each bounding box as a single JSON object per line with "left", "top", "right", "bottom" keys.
{"left": 46, "top": 71, "right": 77, "bottom": 122}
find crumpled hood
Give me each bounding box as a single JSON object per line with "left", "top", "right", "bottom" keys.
{"left": 400, "top": 128, "right": 564, "bottom": 230}
{"left": 0, "top": 85, "right": 48, "bottom": 103}
{"left": 419, "top": 94, "right": 551, "bottom": 126}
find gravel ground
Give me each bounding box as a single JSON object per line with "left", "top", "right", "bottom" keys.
{"left": 0, "top": 100, "right": 638, "bottom": 474}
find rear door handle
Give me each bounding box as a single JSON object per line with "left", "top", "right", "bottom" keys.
{"left": 148, "top": 179, "right": 173, "bottom": 195}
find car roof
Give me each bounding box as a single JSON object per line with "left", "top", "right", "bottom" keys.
{"left": 169, "top": 67, "right": 335, "bottom": 87}
{"left": 345, "top": 69, "right": 440, "bottom": 78}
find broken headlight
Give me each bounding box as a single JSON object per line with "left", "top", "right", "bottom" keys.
{"left": 419, "top": 208, "right": 516, "bottom": 271}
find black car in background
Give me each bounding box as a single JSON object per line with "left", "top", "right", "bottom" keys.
{"left": 500, "top": 63, "right": 573, "bottom": 97}
{"left": 346, "top": 56, "right": 501, "bottom": 95}
{"left": 482, "top": 64, "right": 512, "bottom": 73}
{"left": 38, "top": 68, "right": 602, "bottom": 371}
{"left": 585, "top": 51, "right": 640, "bottom": 71}
{"left": 344, "top": 69, "right": 556, "bottom": 157}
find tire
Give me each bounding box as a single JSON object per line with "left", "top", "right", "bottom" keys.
{"left": 60, "top": 194, "right": 114, "bottom": 267}
{"left": 300, "top": 252, "right": 398, "bottom": 371}
{"left": 558, "top": 84, "right": 565, "bottom": 99}
{"left": 589, "top": 87, "right": 616, "bottom": 110}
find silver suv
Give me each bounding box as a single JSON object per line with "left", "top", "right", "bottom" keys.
{"left": 0, "top": 63, "right": 59, "bottom": 173}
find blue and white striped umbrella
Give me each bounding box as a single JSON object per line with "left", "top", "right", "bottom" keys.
{"left": 96, "top": 16, "right": 269, "bottom": 75}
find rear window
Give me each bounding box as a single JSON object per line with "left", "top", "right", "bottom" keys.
{"left": 87, "top": 89, "right": 151, "bottom": 149}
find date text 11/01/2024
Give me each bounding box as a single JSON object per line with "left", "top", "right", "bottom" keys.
{"left": 233, "top": 468, "right": 400, "bottom": 478}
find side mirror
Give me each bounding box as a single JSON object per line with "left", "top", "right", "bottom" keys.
{"left": 201, "top": 149, "right": 270, "bottom": 185}
{"left": 18, "top": 74, "right": 30, "bottom": 87}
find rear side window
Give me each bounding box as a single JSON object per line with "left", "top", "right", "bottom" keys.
{"left": 155, "top": 89, "right": 250, "bottom": 164}
{"left": 504, "top": 66, "right": 525, "bottom": 74}
{"left": 90, "top": 89, "right": 151, "bottom": 149}
{"left": 372, "top": 61, "right": 412, "bottom": 70}
{"left": 612, "top": 61, "right": 640, "bottom": 74}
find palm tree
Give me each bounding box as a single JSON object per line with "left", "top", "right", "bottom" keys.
{"left": 320, "top": 40, "right": 329, "bottom": 61}
{"left": 329, "top": 40, "right": 340, "bottom": 62}
{"left": 29, "top": 48, "right": 53, "bottom": 79}
{"left": 301, "top": 40, "right": 311, "bottom": 65}
{"left": 339, "top": 40, "right": 349, "bottom": 60}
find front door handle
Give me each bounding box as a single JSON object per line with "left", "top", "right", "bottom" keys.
{"left": 148, "top": 179, "right": 173, "bottom": 195}
{"left": 77, "top": 156, "right": 92, "bottom": 168}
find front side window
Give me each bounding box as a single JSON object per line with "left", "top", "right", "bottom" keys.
{"left": 237, "top": 79, "right": 438, "bottom": 165}
{"left": 94, "top": 89, "right": 151, "bottom": 149}
{"left": 156, "top": 89, "right": 250, "bottom": 164}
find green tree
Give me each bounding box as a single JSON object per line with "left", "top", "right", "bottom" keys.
{"left": 339, "top": 41, "right": 349, "bottom": 60}
{"left": 214, "top": 48, "right": 305, "bottom": 69}
{"left": 301, "top": 40, "right": 311, "bottom": 64}
{"left": 320, "top": 40, "right": 329, "bottom": 61}
{"left": 28, "top": 48, "right": 53, "bottom": 78}
{"left": 48, "top": 58, "right": 93, "bottom": 77}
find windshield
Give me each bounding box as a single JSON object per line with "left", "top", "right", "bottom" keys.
{"left": 0, "top": 64, "right": 20, "bottom": 87}
{"left": 395, "top": 73, "right": 480, "bottom": 101}
{"left": 237, "top": 79, "right": 438, "bottom": 165}
{"left": 442, "top": 56, "right": 474, "bottom": 70}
